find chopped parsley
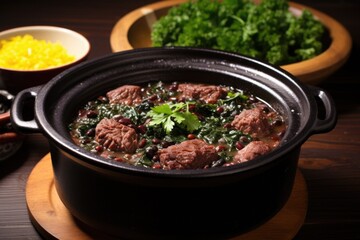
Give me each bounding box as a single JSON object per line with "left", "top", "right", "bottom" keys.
{"left": 151, "top": 0, "right": 325, "bottom": 65}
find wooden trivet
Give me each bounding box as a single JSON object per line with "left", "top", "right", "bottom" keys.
{"left": 26, "top": 153, "right": 308, "bottom": 239}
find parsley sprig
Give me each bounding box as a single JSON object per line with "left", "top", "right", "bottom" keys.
{"left": 147, "top": 102, "right": 201, "bottom": 134}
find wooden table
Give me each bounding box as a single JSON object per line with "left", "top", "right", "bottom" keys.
{"left": 1, "top": 1, "right": 359, "bottom": 239}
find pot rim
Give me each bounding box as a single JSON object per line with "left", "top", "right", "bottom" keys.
{"left": 35, "top": 47, "right": 318, "bottom": 178}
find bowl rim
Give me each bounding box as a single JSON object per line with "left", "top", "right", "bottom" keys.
{"left": 0, "top": 25, "right": 91, "bottom": 72}
{"left": 110, "top": 0, "right": 352, "bottom": 85}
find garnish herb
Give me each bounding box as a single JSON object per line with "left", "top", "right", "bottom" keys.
{"left": 147, "top": 102, "right": 201, "bottom": 134}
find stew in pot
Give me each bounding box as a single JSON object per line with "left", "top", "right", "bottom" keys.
{"left": 69, "top": 81, "right": 286, "bottom": 170}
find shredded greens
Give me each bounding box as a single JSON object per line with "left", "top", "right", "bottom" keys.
{"left": 151, "top": 0, "right": 325, "bottom": 65}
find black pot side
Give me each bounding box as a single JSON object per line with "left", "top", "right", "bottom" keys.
{"left": 50, "top": 144, "right": 300, "bottom": 239}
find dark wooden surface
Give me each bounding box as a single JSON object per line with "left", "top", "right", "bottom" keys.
{"left": 1, "top": 1, "right": 359, "bottom": 239}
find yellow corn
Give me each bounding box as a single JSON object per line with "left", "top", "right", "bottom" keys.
{"left": 0, "top": 34, "right": 75, "bottom": 70}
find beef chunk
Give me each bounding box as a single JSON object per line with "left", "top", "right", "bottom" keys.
{"left": 158, "top": 139, "right": 219, "bottom": 170}
{"left": 95, "top": 118, "right": 138, "bottom": 153}
{"left": 224, "top": 141, "right": 271, "bottom": 166}
{"left": 231, "top": 107, "right": 271, "bottom": 138}
{"left": 177, "top": 83, "right": 227, "bottom": 104}
{"left": 106, "top": 85, "right": 142, "bottom": 105}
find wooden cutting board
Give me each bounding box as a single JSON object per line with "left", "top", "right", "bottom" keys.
{"left": 26, "top": 153, "right": 308, "bottom": 239}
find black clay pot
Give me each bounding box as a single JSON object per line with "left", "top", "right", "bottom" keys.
{"left": 11, "top": 48, "right": 336, "bottom": 239}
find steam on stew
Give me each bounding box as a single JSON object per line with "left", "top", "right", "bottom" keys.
{"left": 69, "top": 81, "right": 286, "bottom": 170}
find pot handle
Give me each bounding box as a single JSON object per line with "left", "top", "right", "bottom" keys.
{"left": 309, "top": 86, "right": 337, "bottom": 134}
{"left": 10, "top": 86, "right": 41, "bottom": 133}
